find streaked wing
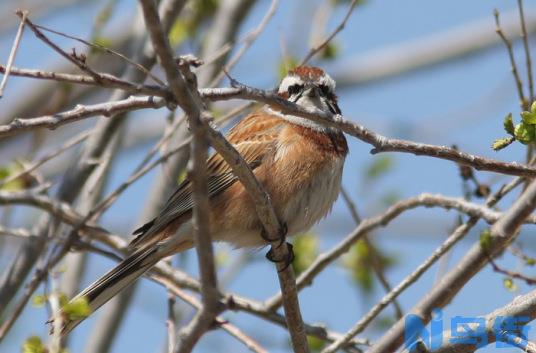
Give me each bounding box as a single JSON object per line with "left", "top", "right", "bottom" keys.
{"left": 129, "top": 111, "right": 284, "bottom": 249}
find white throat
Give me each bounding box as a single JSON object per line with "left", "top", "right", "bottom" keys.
{"left": 268, "top": 95, "right": 336, "bottom": 131}
{"left": 266, "top": 107, "right": 331, "bottom": 132}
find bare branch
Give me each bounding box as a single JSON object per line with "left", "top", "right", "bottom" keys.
{"left": 0, "top": 64, "right": 170, "bottom": 97}
{"left": 140, "top": 1, "right": 311, "bottom": 351}
{"left": 494, "top": 9, "right": 527, "bottom": 110}
{"left": 340, "top": 187, "right": 403, "bottom": 319}
{"left": 0, "top": 130, "right": 89, "bottom": 188}
{"left": 207, "top": 83, "right": 536, "bottom": 178}
{"left": 138, "top": 2, "right": 221, "bottom": 352}
{"left": 429, "top": 288, "right": 536, "bottom": 353}
{"left": 518, "top": 0, "right": 534, "bottom": 102}
{"left": 319, "top": 173, "right": 526, "bottom": 352}
{"left": 19, "top": 11, "right": 103, "bottom": 82}
{"left": 0, "top": 10, "right": 27, "bottom": 97}
{"left": 0, "top": 95, "right": 166, "bottom": 137}
{"left": 4, "top": 83, "right": 536, "bottom": 179}
{"left": 265, "top": 191, "right": 535, "bottom": 311}
{"left": 366, "top": 179, "right": 536, "bottom": 353}
{"left": 207, "top": 0, "right": 280, "bottom": 87}
{"left": 1, "top": 187, "right": 367, "bottom": 351}
{"left": 331, "top": 8, "right": 536, "bottom": 87}
{"left": 32, "top": 22, "right": 165, "bottom": 86}
{"left": 300, "top": 0, "right": 359, "bottom": 66}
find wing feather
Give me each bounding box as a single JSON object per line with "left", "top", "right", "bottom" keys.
{"left": 129, "top": 112, "right": 283, "bottom": 249}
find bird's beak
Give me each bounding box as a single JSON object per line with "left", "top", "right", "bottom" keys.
{"left": 305, "top": 86, "right": 320, "bottom": 98}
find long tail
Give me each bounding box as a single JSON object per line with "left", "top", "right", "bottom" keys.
{"left": 55, "top": 241, "right": 189, "bottom": 335}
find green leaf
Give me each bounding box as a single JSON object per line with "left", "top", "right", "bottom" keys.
{"left": 92, "top": 36, "right": 113, "bottom": 48}
{"left": 22, "top": 336, "right": 46, "bottom": 353}
{"left": 277, "top": 57, "right": 299, "bottom": 80}
{"left": 308, "top": 335, "right": 326, "bottom": 352}
{"left": 364, "top": 156, "right": 394, "bottom": 180}
{"left": 0, "top": 162, "right": 26, "bottom": 191}
{"left": 31, "top": 294, "right": 47, "bottom": 308}
{"left": 503, "top": 113, "right": 515, "bottom": 135}
{"left": 520, "top": 111, "right": 536, "bottom": 125}
{"left": 380, "top": 190, "right": 400, "bottom": 206}
{"left": 492, "top": 137, "right": 515, "bottom": 151}
{"left": 292, "top": 233, "right": 318, "bottom": 275}
{"left": 374, "top": 315, "right": 396, "bottom": 329}
{"left": 342, "top": 239, "right": 374, "bottom": 292}
{"left": 503, "top": 277, "right": 517, "bottom": 292}
{"left": 320, "top": 42, "right": 338, "bottom": 61}
{"left": 61, "top": 297, "right": 91, "bottom": 321}
{"left": 531, "top": 100, "right": 536, "bottom": 113}
{"left": 479, "top": 229, "right": 492, "bottom": 251}
{"left": 526, "top": 257, "right": 536, "bottom": 266}
{"left": 215, "top": 249, "right": 229, "bottom": 267}
{"left": 514, "top": 122, "right": 536, "bottom": 144}
{"left": 169, "top": 20, "right": 189, "bottom": 46}
{"left": 176, "top": 169, "right": 187, "bottom": 185}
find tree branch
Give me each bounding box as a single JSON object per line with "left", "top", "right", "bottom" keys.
{"left": 366, "top": 179, "right": 536, "bottom": 353}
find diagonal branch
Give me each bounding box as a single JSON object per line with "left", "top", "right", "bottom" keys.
{"left": 138, "top": 2, "right": 221, "bottom": 352}
{"left": 0, "top": 10, "right": 27, "bottom": 97}
{"left": 429, "top": 288, "right": 536, "bottom": 353}
{"left": 365, "top": 179, "right": 536, "bottom": 353}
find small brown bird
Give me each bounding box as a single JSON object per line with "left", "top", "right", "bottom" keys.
{"left": 57, "top": 66, "right": 348, "bottom": 333}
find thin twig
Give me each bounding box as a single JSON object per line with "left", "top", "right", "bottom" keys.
{"left": 264, "top": 190, "right": 533, "bottom": 311}
{"left": 340, "top": 187, "right": 403, "bottom": 319}
{"left": 0, "top": 64, "right": 170, "bottom": 97}
{"left": 367, "top": 179, "right": 536, "bottom": 353}
{"left": 2, "top": 189, "right": 366, "bottom": 351}
{"left": 321, "top": 174, "right": 526, "bottom": 353}
{"left": 33, "top": 22, "right": 165, "bottom": 86}
{"left": 208, "top": 0, "right": 280, "bottom": 87}
{"left": 488, "top": 257, "right": 536, "bottom": 285}
{"left": 0, "top": 130, "right": 90, "bottom": 188}
{"left": 518, "top": 0, "right": 534, "bottom": 103}
{"left": 208, "top": 82, "right": 536, "bottom": 178}
{"left": 300, "top": 0, "right": 359, "bottom": 66}
{"left": 494, "top": 9, "right": 527, "bottom": 110}
{"left": 0, "top": 10, "right": 27, "bottom": 97}
{"left": 18, "top": 11, "right": 103, "bottom": 82}
{"left": 3, "top": 84, "right": 536, "bottom": 178}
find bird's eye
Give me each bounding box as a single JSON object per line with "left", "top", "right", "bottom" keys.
{"left": 288, "top": 84, "right": 303, "bottom": 95}
{"left": 319, "top": 84, "right": 330, "bottom": 96}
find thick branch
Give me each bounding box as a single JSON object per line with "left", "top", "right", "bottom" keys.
{"left": 430, "top": 288, "right": 536, "bottom": 353}
{"left": 366, "top": 179, "right": 536, "bottom": 353}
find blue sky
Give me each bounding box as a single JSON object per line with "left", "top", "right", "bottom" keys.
{"left": 1, "top": 0, "right": 535, "bottom": 352}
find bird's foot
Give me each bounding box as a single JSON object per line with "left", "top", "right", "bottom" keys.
{"left": 265, "top": 243, "right": 294, "bottom": 273}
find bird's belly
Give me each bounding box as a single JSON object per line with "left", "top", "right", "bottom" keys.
{"left": 210, "top": 157, "right": 345, "bottom": 249}
{"left": 282, "top": 157, "right": 344, "bottom": 235}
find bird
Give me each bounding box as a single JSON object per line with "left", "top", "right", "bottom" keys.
{"left": 54, "top": 65, "right": 348, "bottom": 334}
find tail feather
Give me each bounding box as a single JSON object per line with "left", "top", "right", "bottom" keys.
{"left": 57, "top": 246, "right": 161, "bottom": 335}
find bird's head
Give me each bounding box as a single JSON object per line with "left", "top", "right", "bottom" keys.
{"left": 277, "top": 66, "right": 341, "bottom": 115}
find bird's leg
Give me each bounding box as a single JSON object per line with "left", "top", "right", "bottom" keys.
{"left": 260, "top": 221, "right": 287, "bottom": 246}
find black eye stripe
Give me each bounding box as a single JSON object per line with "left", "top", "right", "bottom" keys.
{"left": 319, "top": 84, "right": 330, "bottom": 95}
{"left": 288, "top": 84, "right": 304, "bottom": 95}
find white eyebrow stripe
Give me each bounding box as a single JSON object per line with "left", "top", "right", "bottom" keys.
{"left": 319, "top": 75, "right": 336, "bottom": 91}
{"left": 278, "top": 76, "right": 304, "bottom": 93}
